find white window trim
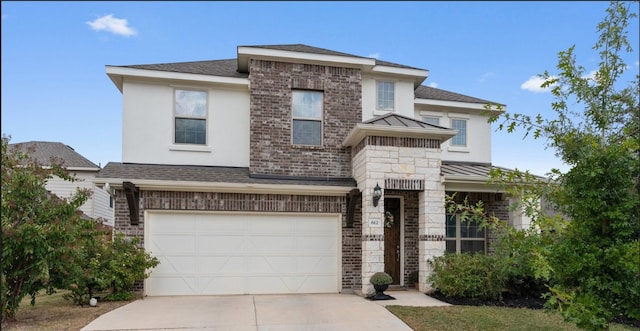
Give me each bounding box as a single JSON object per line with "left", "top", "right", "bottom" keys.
{"left": 449, "top": 117, "right": 468, "bottom": 148}
{"left": 291, "top": 90, "right": 324, "bottom": 146}
{"left": 173, "top": 88, "right": 209, "bottom": 146}
{"left": 446, "top": 214, "right": 486, "bottom": 254}
{"left": 376, "top": 80, "right": 396, "bottom": 112}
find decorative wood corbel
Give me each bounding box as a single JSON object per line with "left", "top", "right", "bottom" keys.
{"left": 346, "top": 188, "right": 361, "bottom": 228}
{"left": 123, "top": 181, "right": 139, "bottom": 225}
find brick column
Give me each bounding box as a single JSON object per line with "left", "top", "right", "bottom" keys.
{"left": 417, "top": 177, "right": 446, "bottom": 292}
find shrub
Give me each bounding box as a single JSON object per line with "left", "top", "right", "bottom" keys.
{"left": 407, "top": 271, "right": 419, "bottom": 285}
{"left": 428, "top": 253, "right": 506, "bottom": 301}
{"left": 370, "top": 272, "right": 393, "bottom": 286}
{"left": 103, "top": 234, "right": 160, "bottom": 294}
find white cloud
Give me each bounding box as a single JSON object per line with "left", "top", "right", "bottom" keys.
{"left": 428, "top": 82, "right": 438, "bottom": 88}
{"left": 582, "top": 70, "right": 597, "bottom": 81}
{"left": 478, "top": 72, "right": 494, "bottom": 83}
{"left": 367, "top": 52, "right": 380, "bottom": 59}
{"left": 86, "top": 14, "right": 136, "bottom": 37}
{"left": 635, "top": 60, "right": 639, "bottom": 67}
{"left": 520, "top": 75, "right": 556, "bottom": 93}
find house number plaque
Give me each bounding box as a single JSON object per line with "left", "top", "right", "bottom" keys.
{"left": 368, "top": 218, "right": 382, "bottom": 228}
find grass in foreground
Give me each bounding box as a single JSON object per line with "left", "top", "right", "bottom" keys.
{"left": 2, "top": 290, "right": 131, "bottom": 331}
{"left": 387, "top": 305, "right": 638, "bottom": 331}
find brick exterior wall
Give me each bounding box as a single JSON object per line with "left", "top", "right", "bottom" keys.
{"left": 113, "top": 189, "right": 363, "bottom": 291}
{"left": 248, "top": 59, "right": 362, "bottom": 178}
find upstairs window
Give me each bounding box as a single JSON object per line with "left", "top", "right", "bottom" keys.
{"left": 292, "top": 90, "right": 323, "bottom": 145}
{"left": 377, "top": 81, "right": 395, "bottom": 110}
{"left": 174, "top": 89, "right": 207, "bottom": 145}
{"left": 450, "top": 119, "right": 467, "bottom": 146}
{"left": 422, "top": 116, "right": 440, "bottom": 126}
{"left": 446, "top": 214, "right": 486, "bottom": 254}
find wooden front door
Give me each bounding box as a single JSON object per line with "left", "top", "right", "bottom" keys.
{"left": 384, "top": 197, "right": 401, "bottom": 285}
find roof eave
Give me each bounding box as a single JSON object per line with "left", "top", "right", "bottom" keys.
{"left": 105, "top": 66, "right": 249, "bottom": 91}
{"left": 415, "top": 98, "right": 505, "bottom": 113}
{"left": 93, "top": 178, "right": 354, "bottom": 196}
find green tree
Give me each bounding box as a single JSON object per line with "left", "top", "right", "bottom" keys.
{"left": 488, "top": 1, "right": 639, "bottom": 330}
{"left": 1, "top": 136, "right": 91, "bottom": 321}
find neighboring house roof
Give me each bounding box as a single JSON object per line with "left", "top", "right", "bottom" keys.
{"left": 8, "top": 141, "right": 99, "bottom": 169}
{"left": 415, "top": 85, "right": 502, "bottom": 105}
{"left": 97, "top": 162, "right": 356, "bottom": 187}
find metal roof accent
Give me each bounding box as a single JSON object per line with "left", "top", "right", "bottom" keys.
{"left": 364, "top": 112, "right": 449, "bottom": 129}
{"left": 8, "top": 141, "right": 100, "bottom": 169}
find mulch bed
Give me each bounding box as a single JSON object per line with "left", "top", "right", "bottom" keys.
{"left": 427, "top": 291, "right": 546, "bottom": 309}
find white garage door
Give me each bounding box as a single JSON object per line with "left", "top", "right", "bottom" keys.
{"left": 145, "top": 212, "right": 340, "bottom": 296}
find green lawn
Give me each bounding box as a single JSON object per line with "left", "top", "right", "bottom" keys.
{"left": 386, "top": 306, "right": 638, "bottom": 331}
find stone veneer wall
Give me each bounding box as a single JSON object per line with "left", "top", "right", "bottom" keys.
{"left": 351, "top": 137, "right": 443, "bottom": 295}
{"left": 248, "top": 59, "right": 362, "bottom": 178}
{"left": 113, "top": 189, "right": 363, "bottom": 291}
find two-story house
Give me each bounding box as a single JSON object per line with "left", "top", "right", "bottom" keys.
{"left": 9, "top": 141, "right": 114, "bottom": 226}
{"left": 96, "top": 44, "right": 529, "bottom": 297}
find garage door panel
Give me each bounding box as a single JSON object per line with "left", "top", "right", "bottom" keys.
{"left": 197, "top": 235, "right": 246, "bottom": 252}
{"left": 197, "top": 218, "right": 247, "bottom": 232}
{"left": 154, "top": 256, "right": 196, "bottom": 275}
{"left": 298, "top": 236, "right": 337, "bottom": 251}
{"left": 147, "top": 212, "right": 339, "bottom": 295}
{"left": 150, "top": 235, "right": 197, "bottom": 253}
{"left": 147, "top": 276, "right": 196, "bottom": 296}
{"left": 247, "top": 236, "right": 296, "bottom": 252}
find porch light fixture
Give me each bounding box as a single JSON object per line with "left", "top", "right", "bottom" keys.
{"left": 372, "top": 183, "right": 382, "bottom": 207}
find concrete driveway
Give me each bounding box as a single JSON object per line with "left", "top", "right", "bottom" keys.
{"left": 82, "top": 291, "right": 449, "bottom": 331}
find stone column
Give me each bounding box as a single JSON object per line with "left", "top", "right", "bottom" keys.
{"left": 360, "top": 179, "right": 385, "bottom": 296}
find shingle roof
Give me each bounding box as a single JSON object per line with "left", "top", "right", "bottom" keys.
{"left": 112, "top": 44, "right": 424, "bottom": 76}
{"left": 364, "top": 113, "right": 448, "bottom": 129}
{"left": 8, "top": 141, "right": 99, "bottom": 169}
{"left": 116, "top": 59, "right": 247, "bottom": 78}
{"left": 97, "top": 162, "right": 356, "bottom": 187}
{"left": 415, "top": 85, "right": 503, "bottom": 105}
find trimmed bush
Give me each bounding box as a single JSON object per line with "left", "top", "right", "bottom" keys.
{"left": 428, "top": 253, "right": 506, "bottom": 301}
{"left": 370, "top": 272, "right": 393, "bottom": 286}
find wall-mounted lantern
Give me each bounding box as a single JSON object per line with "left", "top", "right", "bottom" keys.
{"left": 372, "top": 182, "right": 382, "bottom": 207}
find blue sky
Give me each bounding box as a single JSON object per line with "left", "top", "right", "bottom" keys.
{"left": 2, "top": 1, "right": 638, "bottom": 176}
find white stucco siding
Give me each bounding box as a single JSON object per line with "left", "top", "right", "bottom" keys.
{"left": 361, "top": 76, "right": 416, "bottom": 121}
{"left": 415, "top": 108, "right": 492, "bottom": 164}
{"left": 121, "top": 80, "right": 250, "bottom": 167}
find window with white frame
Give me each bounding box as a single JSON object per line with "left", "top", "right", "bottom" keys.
{"left": 445, "top": 214, "right": 486, "bottom": 254}
{"left": 292, "top": 90, "right": 323, "bottom": 145}
{"left": 174, "top": 89, "right": 207, "bottom": 145}
{"left": 422, "top": 116, "right": 440, "bottom": 126}
{"left": 377, "top": 81, "right": 395, "bottom": 110}
{"left": 450, "top": 119, "right": 467, "bottom": 146}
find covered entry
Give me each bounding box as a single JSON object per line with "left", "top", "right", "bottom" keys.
{"left": 145, "top": 211, "right": 341, "bottom": 296}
